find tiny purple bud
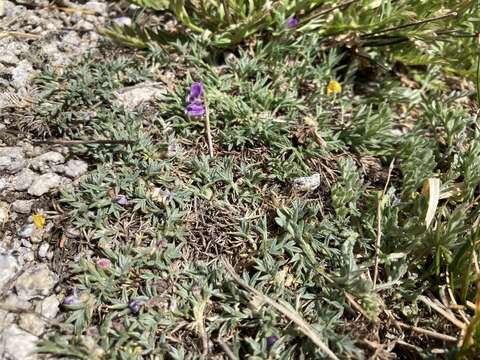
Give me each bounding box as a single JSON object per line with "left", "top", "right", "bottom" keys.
{"left": 286, "top": 16, "right": 299, "bottom": 28}
{"left": 188, "top": 82, "right": 204, "bottom": 103}
{"left": 128, "top": 299, "right": 141, "bottom": 314}
{"left": 162, "top": 189, "right": 173, "bottom": 202}
{"left": 116, "top": 195, "right": 128, "bottom": 206}
{"left": 266, "top": 335, "right": 278, "bottom": 348}
{"left": 62, "top": 293, "right": 81, "bottom": 306}
{"left": 186, "top": 102, "right": 206, "bottom": 118}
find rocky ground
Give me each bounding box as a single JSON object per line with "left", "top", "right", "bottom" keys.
{"left": 0, "top": 1, "right": 116, "bottom": 358}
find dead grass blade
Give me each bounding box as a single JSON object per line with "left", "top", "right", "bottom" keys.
{"left": 422, "top": 178, "right": 440, "bottom": 229}
{"left": 222, "top": 258, "right": 340, "bottom": 360}
{"left": 418, "top": 295, "right": 465, "bottom": 330}
{"left": 373, "top": 158, "right": 395, "bottom": 288}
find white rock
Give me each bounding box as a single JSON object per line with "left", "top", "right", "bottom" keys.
{"left": 3, "top": 293, "right": 32, "bottom": 311}
{"left": 0, "top": 178, "right": 9, "bottom": 191}
{"left": 0, "top": 309, "right": 15, "bottom": 333}
{"left": 36, "top": 295, "right": 60, "bottom": 319}
{"left": 18, "top": 248, "right": 35, "bottom": 264}
{"left": 83, "top": 1, "right": 107, "bottom": 14}
{"left": 293, "top": 173, "right": 321, "bottom": 192}
{"left": 0, "top": 201, "right": 8, "bottom": 224}
{"left": 77, "top": 19, "right": 95, "bottom": 31}
{"left": 31, "top": 151, "right": 65, "bottom": 172}
{"left": 64, "top": 159, "right": 88, "bottom": 178}
{"left": 38, "top": 243, "right": 49, "bottom": 258}
{"left": 113, "top": 16, "right": 132, "bottom": 27}
{"left": 30, "top": 228, "right": 45, "bottom": 244}
{"left": 0, "top": 52, "right": 19, "bottom": 65}
{"left": 12, "top": 168, "right": 36, "bottom": 191}
{"left": 12, "top": 199, "right": 33, "bottom": 214}
{"left": 0, "top": 147, "right": 26, "bottom": 173}
{"left": 52, "top": 164, "right": 66, "bottom": 173}
{"left": 18, "top": 223, "right": 35, "bottom": 238}
{"left": 28, "top": 173, "right": 62, "bottom": 196}
{"left": 0, "top": 324, "right": 38, "bottom": 360}
{"left": 11, "top": 60, "right": 34, "bottom": 91}
{"left": 0, "top": 255, "right": 19, "bottom": 289}
{"left": 15, "top": 264, "right": 58, "bottom": 300}
{"left": 24, "top": 145, "right": 42, "bottom": 158}
{"left": 113, "top": 82, "right": 166, "bottom": 110}
{"left": 21, "top": 238, "right": 32, "bottom": 248}
{"left": 19, "top": 313, "right": 45, "bottom": 336}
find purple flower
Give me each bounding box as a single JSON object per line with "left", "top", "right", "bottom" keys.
{"left": 187, "top": 82, "right": 204, "bottom": 103}
{"left": 185, "top": 82, "right": 206, "bottom": 118}
{"left": 162, "top": 189, "right": 173, "bottom": 202}
{"left": 116, "top": 195, "right": 128, "bottom": 206}
{"left": 128, "top": 299, "right": 142, "bottom": 314}
{"left": 286, "top": 16, "right": 299, "bottom": 28}
{"left": 186, "top": 102, "right": 206, "bottom": 118}
{"left": 62, "top": 291, "right": 81, "bottom": 306}
{"left": 266, "top": 335, "right": 278, "bottom": 348}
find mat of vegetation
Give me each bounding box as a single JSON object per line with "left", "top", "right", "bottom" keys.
{"left": 16, "top": 4, "right": 480, "bottom": 359}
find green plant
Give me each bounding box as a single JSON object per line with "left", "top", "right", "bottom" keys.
{"left": 26, "top": 23, "right": 480, "bottom": 358}
{"left": 104, "top": 1, "right": 480, "bottom": 80}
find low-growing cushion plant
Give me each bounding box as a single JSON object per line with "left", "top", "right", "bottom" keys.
{"left": 1, "top": 4, "right": 472, "bottom": 357}
{"left": 20, "top": 30, "right": 480, "bottom": 358}
{"left": 104, "top": 0, "right": 480, "bottom": 81}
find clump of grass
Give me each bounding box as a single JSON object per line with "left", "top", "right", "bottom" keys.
{"left": 28, "top": 28, "right": 480, "bottom": 359}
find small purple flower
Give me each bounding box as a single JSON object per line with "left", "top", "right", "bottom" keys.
{"left": 116, "top": 195, "right": 128, "bottom": 206}
{"left": 186, "top": 102, "right": 206, "bottom": 118}
{"left": 186, "top": 82, "right": 206, "bottom": 118}
{"left": 62, "top": 291, "right": 81, "bottom": 306}
{"left": 128, "top": 299, "right": 142, "bottom": 314}
{"left": 266, "top": 335, "right": 278, "bottom": 348}
{"left": 162, "top": 189, "right": 173, "bottom": 202}
{"left": 286, "top": 16, "right": 299, "bottom": 28}
{"left": 187, "top": 82, "right": 204, "bottom": 103}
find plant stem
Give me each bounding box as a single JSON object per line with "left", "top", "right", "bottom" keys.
{"left": 301, "top": 0, "right": 360, "bottom": 24}
{"left": 222, "top": 258, "right": 340, "bottom": 360}
{"left": 205, "top": 101, "right": 214, "bottom": 158}
{"left": 363, "top": 12, "right": 458, "bottom": 38}
{"left": 476, "top": 37, "right": 480, "bottom": 107}
{"left": 221, "top": 0, "right": 231, "bottom": 25}
{"left": 32, "top": 139, "right": 134, "bottom": 145}
{"left": 373, "top": 158, "right": 394, "bottom": 289}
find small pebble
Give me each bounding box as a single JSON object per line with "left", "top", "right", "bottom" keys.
{"left": 292, "top": 173, "right": 321, "bottom": 192}
{"left": 18, "top": 223, "right": 35, "bottom": 238}
{"left": 38, "top": 243, "right": 49, "bottom": 258}
{"left": 11, "top": 200, "right": 33, "bottom": 214}
{"left": 0, "top": 201, "right": 8, "bottom": 223}
{"left": 112, "top": 16, "right": 132, "bottom": 27}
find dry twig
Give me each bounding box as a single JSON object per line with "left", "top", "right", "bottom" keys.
{"left": 216, "top": 338, "right": 238, "bottom": 360}
{"left": 418, "top": 295, "right": 465, "bottom": 330}
{"left": 373, "top": 158, "right": 395, "bottom": 288}
{"left": 205, "top": 101, "right": 214, "bottom": 157}
{"left": 394, "top": 320, "right": 457, "bottom": 342}
{"left": 32, "top": 139, "right": 134, "bottom": 145}
{"left": 222, "top": 258, "right": 339, "bottom": 360}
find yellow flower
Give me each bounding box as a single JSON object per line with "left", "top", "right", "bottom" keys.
{"left": 326, "top": 80, "right": 342, "bottom": 96}
{"left": 32, "top": 213, "right": 46, "bottom": 229}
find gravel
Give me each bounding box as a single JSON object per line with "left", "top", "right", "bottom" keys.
{"left": 0, "top": 0, "right": 110, "bottom": 355}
